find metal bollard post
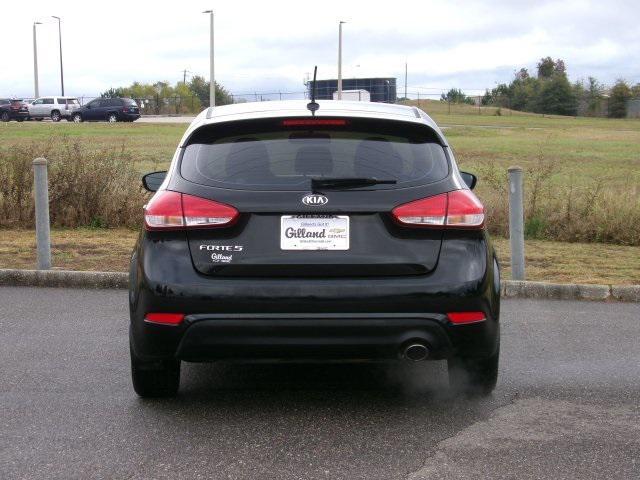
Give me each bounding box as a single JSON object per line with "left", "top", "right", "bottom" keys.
{"left": 32, "top": 158, "right": 51, "bottom": 270}
{"left": 508, "top": 166, "right": 525, "bottom": 280}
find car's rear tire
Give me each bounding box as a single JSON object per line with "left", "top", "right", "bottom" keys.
{"left": 448, "top": 343, "right": 499, "bottom": 397}
{"left": 0, "top": 112, "right": 9, "bottom": 122}
{"left": 16, "top": 118, "right": 24, "bottom": 122}
{"left": 50, "top": 110, "right": 61, "bottom": 122}
{"left": 130, "top": 345, "right": 180, "bottom": 398}
{"left": 107, "top": 113, "right": 118, "bottom": 123}
{"left": 72, "top": 113, "right": 82, "bottom": 123}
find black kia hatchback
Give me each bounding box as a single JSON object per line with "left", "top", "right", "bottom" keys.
{"left": 129, "top": 100, "right": 500, "bottom": 397}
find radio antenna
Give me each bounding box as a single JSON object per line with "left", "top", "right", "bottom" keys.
{"left": 306, "top": 66, "right": 319, "bottom": 116}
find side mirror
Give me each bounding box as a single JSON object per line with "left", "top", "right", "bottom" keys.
{"left": 142, "top": 171, "right": 167, "bottom": 192}
{"left": 460, "top": 171, "right": 477, "bottom": 190}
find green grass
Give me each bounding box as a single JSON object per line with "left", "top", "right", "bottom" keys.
{"left": 3, "top": 105, "right": 639, "bottom": 190}
{"left": 400, "top": 101, "right": 640, "bottom": 192}
{"left": 0, "top": 121, "right": 184, "bottom": 173}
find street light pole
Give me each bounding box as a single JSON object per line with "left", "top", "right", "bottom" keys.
{"left": 337, "top": 21, "right": 345, "bottom": 100}
{"left": 404, "top": 61, "right": 408, "bottom": 100}
{"left": 52, "top": 16, "right": 64, "bottom": 96}
{"left": 33, "top": 22, "right": 42, "bottom": 98}
{"left": 203, "top": 10, "right": 215, "bottom": 108}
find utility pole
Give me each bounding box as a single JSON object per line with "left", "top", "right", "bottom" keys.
{"left": 52, "top": 16, "right": 64, "bottom": 96}
{"left": 203, "top": 10, "right": 215, "bottom": 108}
{"left": 33, "top": 22, "right": 42, "bottom": 98}
{"left": 337, "top": 21, "right": 345, "bottom": 100}
{"left": 404, "top": 61, "right": 408, "bottom": 100}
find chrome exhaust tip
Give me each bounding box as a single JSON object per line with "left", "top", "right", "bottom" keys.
{"left": 404, "top": 343, "right": 429, "bottom": 362}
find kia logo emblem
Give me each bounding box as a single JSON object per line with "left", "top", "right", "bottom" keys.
{"left": 302, "top": 194, "right": 328, "bottom": 206}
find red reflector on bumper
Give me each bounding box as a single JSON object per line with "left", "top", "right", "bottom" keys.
{"left": 144, "top": 313, "right": 185, "bottom": 325}
{"left": 447, "top": 312, "right": 486, "bottom": 324}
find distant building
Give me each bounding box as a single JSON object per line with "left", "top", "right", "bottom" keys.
{"left": 309, "top": 78, "right": 396, "bottom": 103}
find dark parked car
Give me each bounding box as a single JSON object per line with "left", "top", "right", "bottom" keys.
{"left": 72, "top": 97, "right": 140, "bottom": 122}
{"left": 129, "top": 100, "right": 501, "bottom": 398}
{"left": 0, "top": 98, "right": 29, "bottom": 122}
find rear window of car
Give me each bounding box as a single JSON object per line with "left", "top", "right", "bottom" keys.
{"left": 180, "top": 118, "right": 449, "bottom": 191}
{"left": 123, "top": 98, "right": 137, "bottom": 105}
{"left": 66, "top": 98, "right": 79, "bottom": 105}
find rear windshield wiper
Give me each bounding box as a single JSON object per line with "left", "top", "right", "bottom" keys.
{"left": 311, "top": 177, "right": 397, "bottom": 190}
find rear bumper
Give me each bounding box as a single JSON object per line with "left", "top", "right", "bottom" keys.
{"left": 121, "top": 112, "right": 140, "bottom": 121}
{"left": 177, "top": 313, "right": 455, "bottom": 361}
{"left": 8, "top": 111, "right": 29, "bottom": 120}
{"left": 133, "top": 312, "right": 498, "bottom": 363}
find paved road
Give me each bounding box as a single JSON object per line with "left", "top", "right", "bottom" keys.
{"left": 1, "top": 287, "right": 639, "bottom": 480}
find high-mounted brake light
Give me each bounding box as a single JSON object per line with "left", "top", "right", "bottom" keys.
{"left": 144, "top": 313, "right": 185, "bottom": 325}
{"left": 144, "top": 191, "right": 238, "bottom": 230}
{"left": 447, "top": 312, "right": 486, "bottom": 324}
{"left": 392, "top": 190, "right": 485, "bottom": 228}
{"left": 282, "top": 118, "right": 347, "bottom": 127}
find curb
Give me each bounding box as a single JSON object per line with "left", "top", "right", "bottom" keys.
{"left": 0, "top": 268, "right": 638, "bottom": 302}
{"left": 0, "top": 269, "right": 127, "bottom": 290}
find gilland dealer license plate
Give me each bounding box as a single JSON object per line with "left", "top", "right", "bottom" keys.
{"left": 280, "top": 215, "right": 350, "bottom": 250}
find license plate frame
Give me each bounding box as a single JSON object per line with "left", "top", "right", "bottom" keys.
{"left": 280, "top": 215, "right": 350, "bottom": 251}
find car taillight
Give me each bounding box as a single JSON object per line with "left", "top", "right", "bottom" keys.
{"left": 447, "top": 312, "right": 486, "bottom": 324}
{"left": 144, "top": 313, "right": 185, "bottom": 325}
{"left": 182, "top": 193, "right": 239, "bottom": 227}
{"left": 144, "top": 191, "right": 238, "bottom": 230}
{"left": 392, "top": 190, "right": 484, "bottom": 228}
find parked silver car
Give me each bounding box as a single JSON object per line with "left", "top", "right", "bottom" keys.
{"left": 28, "top": 96, "right": 81, "bottom": 122}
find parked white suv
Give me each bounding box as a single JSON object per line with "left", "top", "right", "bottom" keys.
{"left": 28, "top": 96, "right": 81, "bottom": 122}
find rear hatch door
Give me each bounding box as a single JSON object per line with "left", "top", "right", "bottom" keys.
{"left": 172, "top": 117, "right": 453, "bottom": 277}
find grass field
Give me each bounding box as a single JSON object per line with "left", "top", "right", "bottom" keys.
{"left": 1, "top": 228, "right": 638, "bottom": 285}
{"left": 3, "top": 103, "right": 639, "bottom": 188}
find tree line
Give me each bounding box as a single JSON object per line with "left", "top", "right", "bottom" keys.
{"left": 442, "top": 57, "right": 640, "bottom": 118}
{"left": 100, "top": 76, "right": 233, "bottom": 114}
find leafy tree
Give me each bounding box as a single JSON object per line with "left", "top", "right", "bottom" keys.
{"left": 101, "top": 87, "right": 127, "bottom": 98}
{"left": 538, "top": 74, "right": 577, "bottom": 115}
{"left": 188, "top": 75, "right": 233, "bottom": 107}
{"left": 510, "top": 76, "right": 541, "bottom": 112}
{"left": 583, "top": 77, "right": 604, "bottom": 116}
{"left": 554, "top": 59, "right": 566, "bottom": 76}
{"left": 440, "top": 88, "right": 474, "bottom": 104}
{"left": 537, "top": 57, "right": 556, "bottom": 79}
{"left": 481, "top": 89, "right": 493, "bottom": 106}
{"left": 515, "top": 68, "right": 530, "bottom": 80}
{"left": 608, "top": 79, "right": 631, "bottom": 118}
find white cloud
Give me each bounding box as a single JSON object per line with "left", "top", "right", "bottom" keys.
{"left": 2, "top": 0, "right": 638, "bottom": 98}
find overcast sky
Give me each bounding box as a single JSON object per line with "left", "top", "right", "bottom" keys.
{"left": 3, "top": 0, "right": 639, "bottom": 99}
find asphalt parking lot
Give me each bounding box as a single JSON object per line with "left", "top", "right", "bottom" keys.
{"left": 1, "top": 287, "right": 639, "bottom": 479}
